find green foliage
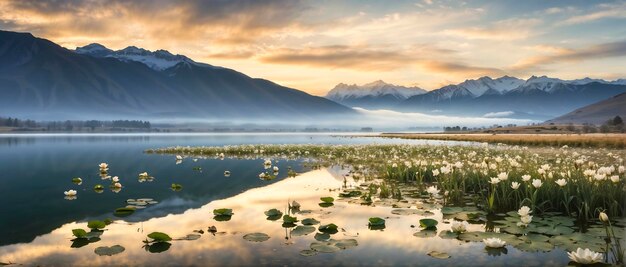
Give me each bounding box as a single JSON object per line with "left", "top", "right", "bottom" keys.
{"left": 87, "top": 220, "right": 106, "bottom": 229}
{"left": 147, "top": 232, "right": 172, "bottom": 242}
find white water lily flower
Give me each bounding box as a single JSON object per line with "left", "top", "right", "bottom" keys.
{"left": 99, "top": 163, "right": 108, "bottom": 169}
{"left": 258, "top": 172, "right": 267, "bottom": 179}
{"left": 567, "top": 248, "right": 603, "bottom": 264}
{"left": 599, "top": 212, "right": 609, "bottom": 223}
{"left": 483, "top": 237, "right": 506, "bottom": 248}
{"left": 224, "top": 171, "right": 231, "bottom": 177}
{"left": 113, "top": 182, "right": 122, "bottom": 188}
{"left": 532, "top": 179, "right": 542, "bottom": 188}
{"left": 64, "top": 190, "right": 77, "bottom": 196}
{"left": 273, "top": 166, "right": 279, "bottom": 172}
{"left": 451, "top": 220, "right": 469, "bottom": 233}
{"left": 426, "top": 186, "right": 439, "bottom": 196}
{"left": 511, "top": 182, "right": 520, "bottom": 190}
{"left": 594, "top": 174, "right": 606, "bottom": 181}
{"left": 522, "top": 174, "right": 531, "bottom": 182}
{"left": 497, "top": 172, "right": 508, "bottom": 181}
{"left": 112, "top": 176, "right": 119, "bottom": 183}
{"left": 139, "top": 172, "right": 149, "bottom": 177}
{"left": 175, "top": 155, "right": 183, "bottom": 160}
{"left": 264, "top": 159, "right": 272, "bottom": 166}
{"left": 518, "top": 206, "right": 531, "bottom": 217}
{"left": 520, "top": 215, "right": 532, "bottom": 225}
{"left": 555, "top": 179, "right": 567, "bottom": 187}
{"left": 489, "top": 177, "right": 500, "bottom": 185}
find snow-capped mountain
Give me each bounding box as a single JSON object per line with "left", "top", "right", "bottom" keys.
{"left": 456, "top": 76, "right": 524, "bottom": 96}
{"left": 326, "top": 80, "right": 426, "bottom": 109}
{"left": 75, "top": 43, "right": 204, "bottom": 71}
{"left": 400, "top": 75, "right": 626, "bottom": 119}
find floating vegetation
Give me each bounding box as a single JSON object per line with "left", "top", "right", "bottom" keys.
{"left": 243, "top": 233, "right": 270, "bottom": 242}
{"left": 291, "top": 226, "right": 316, "bottom": 236}
{"left": 301, "top": 218, "right": 320, "bottom": 225}
{"left": 428, "top": 251, "right": 451, "bottom": 259}
{"left": 94, "top": 245, "right": 125, "bottom": 256}
{"left": 264, "top": 209, "right": 283, "bottom": 221}
{"left": 87, "top": 220, "right": 106, "bottom": 230}
{"left": 170, "top": 183, "right": 183, "bottom": 191}
{"left": 419, "top": 219, "right": 438, "bottom": 229}
{"left": 318, "top": 223, "right": 338, "bottom": 234}
{"left": 113, "top": 207, "right": 136, "bottom": 217}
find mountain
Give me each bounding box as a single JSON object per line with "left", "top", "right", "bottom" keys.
{"left": 0, "top": 30, "right": 354, "bottom": 121}
{"left": 325, "top": 80, "right": 426, "bottom": 109}
{"left": 399, "top": 75, "right": 626, "bottom": 119}
{"left": 546, "top": 93, "right": 626, "bottom": 125}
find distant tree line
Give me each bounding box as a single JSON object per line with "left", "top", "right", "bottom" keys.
{"left": 0, "top": 117, "right": 151, "bottom": 131}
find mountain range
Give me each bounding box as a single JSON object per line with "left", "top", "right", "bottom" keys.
{"left": 329, "top": 76, "right": 626, "bottom": 120}
{"left": 326, "top": 80, "right": 426, "bottom": 109}
{"left": 0, "top": 30, "right": 353, "bottom": 121}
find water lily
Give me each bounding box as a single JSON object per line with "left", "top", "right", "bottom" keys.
{"left": 264, "top": 159, "right": 272, "bottom": 166}
{"left": 451, "top": 220, "right": 468, "bottom": 233}
{"left": 99, "top": 163, "right": 108, "bottom": 170}
{"left": 139, "top": 172, "right": 149, "bottom": 177}
{"left": 532, "top": 179, "right": 542, "bottom": 188}
{"left": 518, "top": 206, "right": 531, "bottom": 217}
{"left": 224, "top": 171, "right": 231, "bottom": 177}
{"left": 483, "top": 237, "right": 506, "bottom": 248}
{"left": 176, "top": 155, "right": 183, "bottom": 160}
{"left": 273, "top": 166, "right": 279, "bottom": 172}
{"left": 599, "top": 212, "right": 609, "bottom": 223}
{"left": 112, "top": 176, "right": 119, "bottom": 183}
{"left": 567, "top": 248, "right": 603, "bottom": 265}
{"left": 511, "top": 182, "right": 520, "bottom": 190}
{"left": 64, "top": 190, "right": 77, "bottom": 196}
{"left": 426, "top": 186, "right": 439, "bottom": 196}
{"left": 259, "top": 172, "right": 267, "bottom": 179}
{"left": 519, "top": 215, "right": 532, "bottom": 225}
{"left": 555, "top": 178, "right": 567, "bottom": 187}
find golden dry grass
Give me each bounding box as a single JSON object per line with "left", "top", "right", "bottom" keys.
{"left": 378, "top": 133, "right": 626, "bottom": 148}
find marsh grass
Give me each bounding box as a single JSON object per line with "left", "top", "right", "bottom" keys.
{"left": 378, "top": 133, "right": 626, "bottom": 149}
{"left": 147, "top": 144, "right": 625, "bottom": 222}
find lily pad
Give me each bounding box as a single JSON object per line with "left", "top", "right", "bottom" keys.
{"left": 368, "top": 217, "right": 386, "bottom": 226}
{"left": 283, "top": 215, "right": 298, "bottom": 223}
{"left": 314, "top": 232, "right": 331, "bottom": 241}
{"left": 428, "top": 251, "right": 450, "bottom": 259}
{"left": 264, "top": 208, "right": 283, "bottom": 217}
{"left": 441, "top": 207, "right": 463, "bottom": 215}
{"left": 213, "top": 208, "right": 233, "bottom": 216}
{"left": 310, "top": 242, "right": 341, "bottom": 253}
{"left": 299, "top": 249, "right": 318, "bottom": 256}
{"left": 334, "top": 239, "right": 358, "bottom": 249}
{"left": 413, "top": 229, "right": 437, "bottom": 238}
{"left": 302, "top": 218, "right": 320, "bottom": 225}
{"left": 419, "top": 218, "right": 438, "bottom": 229}
{"left": 319, "top": 223, "right": 339, "bottom": 234}
{"left": 72, "top": 229, "right": 88, "bottom": 239}
{"left": 438, "top": 230, "right": 459, "bottom": 239}
{"left": 87, "top": 220, "right": 106, "bottom": 230}
{"left": 319, "top": 202, "right": 334, "bottom": 208}
{"left": 178, "top": 234, "right": 201, "bottom": 241}
{"left": 291, "top": 226, "right": 316, "bottom": 236}
{"left": 214, "top": 215, "right": 232, "bottom": 221}
{"left": 113, "top": 207, "right": 135, "bottom": 217}
{"left": 145, "top": 242, "right": 171, "bottom": 253}
{"left": 320, "top": 197, "right": 335, "bottom": 203}
{"left": 171, "top": 183, "right": 183, "bottom": 191}
{"left": 94, "top": 245, "right": 125, "bottom": 256}
{"left": 147, "top": 232, "right": 172, "bottom": 242}
{"left": 243, "top": 232, "right": 270, "bottom": 242}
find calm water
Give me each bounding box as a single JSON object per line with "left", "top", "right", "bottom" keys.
{"left": 0, "top": 133, "right": 568, "bottom": 266}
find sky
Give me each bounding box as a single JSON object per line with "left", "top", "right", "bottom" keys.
{"left": 1, "top": 0, "right": 625, "bottom": 96}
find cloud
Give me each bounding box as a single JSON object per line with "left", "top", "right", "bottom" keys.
{"left": 0, "top": 0, "right": 309, "bottom": 44}
{"left": 443, "top": 18, "right": 541, "bottom": 40}
{"left": 512, "top": 40, "right": 626, "bottom": 72}
{"left": 258, "top": 45, "right": 419, "bottom": 71}
{"left": 560, "top": 2, "right": 626, "bottom": 25}
{"left": 421, "top": 61, "right": 505, "bottom": 77}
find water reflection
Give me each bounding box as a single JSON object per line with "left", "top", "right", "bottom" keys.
{"left": 0, "top": 169, "right": 568, "bottom": 266}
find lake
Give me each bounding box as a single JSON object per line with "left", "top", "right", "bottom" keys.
{"left": 0, "top": 133, "right": 612, "bottom": 266}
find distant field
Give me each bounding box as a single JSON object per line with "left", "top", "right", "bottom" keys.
{"left": 378, "top": 133, "right": 626, "bottom": 148}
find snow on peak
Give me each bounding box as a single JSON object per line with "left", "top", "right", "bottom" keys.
{"left": 326, "top": 80, "right": 426, "bottom": 100}
{"left": 456, "top": 76, "right": 524, "bottom": 96}
{"left": 75, "top": 44, "right": 196, "bottom": 71}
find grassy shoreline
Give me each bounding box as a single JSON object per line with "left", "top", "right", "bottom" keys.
{"left": 373, "top": 133, "right": 626, "bottom": 148}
